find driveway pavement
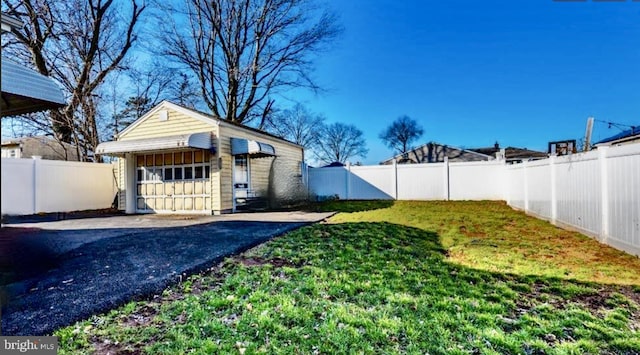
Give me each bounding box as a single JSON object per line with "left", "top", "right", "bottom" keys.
{"left": 0, "top": 211, "right": 333, "bottom": 335}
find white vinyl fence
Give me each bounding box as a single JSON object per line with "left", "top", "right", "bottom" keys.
{"left": 309, "top": 160, "right": 506, "bottom": 201}
{"left": 308, "top": 143, "right": 640, "bottom": 256}
{"left": 1, "top": 158, "right": 118, "bottom": 216}
{"left": 506, "top": 144, "right": 640, "bottom": 257}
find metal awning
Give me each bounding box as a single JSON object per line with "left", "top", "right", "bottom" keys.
{"left": 231, "top": 137, "right": 275, "bottom": 157}
{"left": 1, "top": 57, "right": 66, "bottom": 116}
{"left": 96, "top": 132, "right": 213, "bottom": 155}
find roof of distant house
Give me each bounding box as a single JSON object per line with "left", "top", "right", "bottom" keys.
{"left": 594, "top": 126, "right": 640, "bottom": 145}
{"left": 470, "top": 143, "right": 547, "bottom": 160}
{"left": 380, "top": 141, "right": 492, "bottom": 164}
{"left": 1, "top": 135, "right": 76, "bottom": 147}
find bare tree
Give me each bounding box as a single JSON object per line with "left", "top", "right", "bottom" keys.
{"left": 379, "top": 115, "right": 424, "bottom": 154}
{"left": 264, "top": 103, "right": 324, "bottom": 149}
{"left": 157, "top": 0, "right": 340, "bottom": 127}
{"left": 169, "top": 72, "right": 201, "bottom": 109}
{"left": 315, "top": 122, "right": 368, "bottom": 164}
{"left": 2, "top": 0, "right": 146, "bottom": 160}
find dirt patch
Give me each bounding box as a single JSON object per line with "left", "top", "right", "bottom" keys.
{"left": 239, "top": 256, "right": 301, "bottom": 268}
{"left": 122, "top": 304, "right": 159, "bottom": 327}
{"left": 514, "top": 282, "right": 640, "bottom": 318}
{"left": 92, "top": 338, "right": 144, "bottom": 355}
{"left": 459, "top": 225, "right": 488, "bottom": 239}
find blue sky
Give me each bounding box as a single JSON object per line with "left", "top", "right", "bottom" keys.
{"left": 289, "top": 0, "right": 640, "bottom": 164}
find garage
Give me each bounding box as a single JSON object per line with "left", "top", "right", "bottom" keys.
{"left": 135, "top": 150, "right": 212, "bottom": 213}
{"left": 95, "top": 100, "right": 306, "bottom": 215}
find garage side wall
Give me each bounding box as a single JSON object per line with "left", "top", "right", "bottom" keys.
{"left": 218, "top": 124, "right": 304, "bottom": 211}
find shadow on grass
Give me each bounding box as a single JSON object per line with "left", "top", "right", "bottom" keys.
{"left": 55, "top": 221, "right": 640, "bottom": 354}
{"left": 247, "top": 222, "right": 640, "bottom": 354}
{"left": 305, "top": 200, "right": 395, "bottom": 213}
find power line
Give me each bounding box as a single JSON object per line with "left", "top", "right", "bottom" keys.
{"left": 593, "top": 119, "right": 637, "bottom": 133}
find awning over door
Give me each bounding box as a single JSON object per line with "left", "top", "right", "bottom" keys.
{"left": 231, "top": 138, "right": 275, "bottom": 157}
{"left": 96, "top": 132, "right": 213, "bottom": 155}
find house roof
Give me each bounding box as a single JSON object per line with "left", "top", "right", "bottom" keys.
{"left": 1, "top": 57, "right": 66, "bottom": 116}
{"left": 469, "top": 145, "right": 547, "bottom": 160}
{"left": 1, "top": 135, "right": 76, "bottom": 148}
{"left": 594, "top": 126, "right": 639, "bottom": 146}
{"left": 117, "top": 100, "right": 302, "bottom": 149}
{"left": 380, "top": 141, "right": 492, "bottom": 164}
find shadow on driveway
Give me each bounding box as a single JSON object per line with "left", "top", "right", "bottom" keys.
{"left": 0, "top": 213, "right": 331, "bottom": 335}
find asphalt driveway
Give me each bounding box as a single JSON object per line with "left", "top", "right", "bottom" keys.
{"left": 0, "top": 211, "right": 333, "bottom": 336}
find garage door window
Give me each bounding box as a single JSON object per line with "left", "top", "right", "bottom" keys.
{"left": 136, "top": 151, "right": 210, "bottom": 183}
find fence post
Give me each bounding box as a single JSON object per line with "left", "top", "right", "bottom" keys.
{"left": 346, "top": 162, "right": 351, "bottom": 200}
{"left": 392, "top": 160, "right": 398, "bottom": 200}
{"left": 443, "top": 156, "right": 450, "bottom": 200}
{"left": 599, "top": 146, "right": 609, "bottom": 241}
{"left": 32, "top": 156, "right": 41, "bottom": 214}
{"left": 549, "top": 155, "right": 557, "bottom": 224}
{"left": 523, "top": 160, "right": 529, "bottom": 213}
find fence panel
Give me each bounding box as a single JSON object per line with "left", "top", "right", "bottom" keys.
{"left": 396, "top": 163, "right": 445, "bottom": 200}
{"left": 506, "top": 165, "right": 525, "bottom": 210}
{"left": 1, "top": 158, "right": 117, "bottom": 215}
{"left": 605, "top": 144, "right": 640, "bottom": 253}
{"left": 554, "top": 152, "right": 601, "bottom": 236}
{"left": 349, "top": 165, "right": 395, "bottom": 200}
{"left": 524, "top": 160, "right": 552, "bottom": 218}
{"left": 449, "top": 161, "right": 505, "bottom": 200}
{"left": 1, "top": 158, "right": 36, "bottom": 215}
{"left": 307, "top": 166, "right": 348, "bottom": 199}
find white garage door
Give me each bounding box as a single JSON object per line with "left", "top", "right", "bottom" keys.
{"left": 136, "top": 150, "right": 212, "bottom": 213}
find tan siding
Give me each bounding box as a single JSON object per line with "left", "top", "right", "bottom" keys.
{"left": 116, "top": 105, "right": 220, "bottom": 214}
{"left": 250, "top": 157, "right": 272, "bottom": 197}
{"left": 218, "top": 124, "right": 304, "bottom": 209}
{"left": 118, "top": 157, "right": 126, "bottom": 210}
{"left": 118, "top": 108, "right": 216, "bottom": 141}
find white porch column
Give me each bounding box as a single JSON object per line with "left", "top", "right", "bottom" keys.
{"left": 125, "top": 153, "right": 136, "bottom": 214}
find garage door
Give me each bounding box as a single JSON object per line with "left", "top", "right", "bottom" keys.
{"left": 136, "top": 150, "right": 212, "bottom": 213}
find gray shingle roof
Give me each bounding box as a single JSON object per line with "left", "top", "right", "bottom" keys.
{"left": 1, "top": 57, "right": 66, "bottom": 116}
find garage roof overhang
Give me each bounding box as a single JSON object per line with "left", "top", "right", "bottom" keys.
{"left": 231, "top": 137, "right": 275, "bottom": 157}
{"left": 96, "top": 132, "right": 213, "bottom": 156}
{"left": 1, "top": 57, "right": 66, "bottom": 116}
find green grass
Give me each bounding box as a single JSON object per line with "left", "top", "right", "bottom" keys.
{"left": 56, "top": 201, "right": 640, "bottom": 354}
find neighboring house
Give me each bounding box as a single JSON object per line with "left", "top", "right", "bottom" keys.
{"left": 380, "top": 142, "right": 493, "bottom": 165}
{"left": 594, "top": 126, "right": 640, "bottom": 147}
{"left": 96, "top": 101, "right": 305, "bottom": 215}
{"left": 469, "top": 142, "right": 548, "bottom": 164}
{"left": 1, "top": 14, "right": 66, "bottom": 117}
{"left": 1, "top": 136, "right": 80, "bottom": 161}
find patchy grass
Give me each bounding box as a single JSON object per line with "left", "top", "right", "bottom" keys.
{"left": 55, "top": 201, "right": 640, "bottom": 354}
{"left": 329, "top": 201, "right": 640, "bottom": 286}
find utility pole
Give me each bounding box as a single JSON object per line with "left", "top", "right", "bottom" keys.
{"left": 584, "top": 116, "right": 594, "bottom": 152}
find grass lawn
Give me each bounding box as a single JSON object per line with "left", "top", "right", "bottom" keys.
{"left": 56, "top": 201, "right": 640, "bottom": 354}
